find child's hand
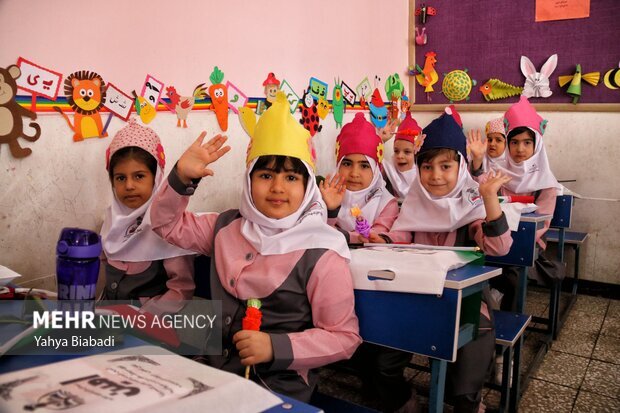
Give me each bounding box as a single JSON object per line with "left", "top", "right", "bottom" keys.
{"left": 479, "top": 170, "right": 511, "bottom": 198}
{"left": 177, "top": 132, "right": 231, "bottom": 184}
{"left": 467, "top": 129, "right": 487, "bottom": 167}
{"left": 377, "top": 118, "right": 400, "bottom": 143}
{"left": 233, "top": 330, "right": 274, "bottom": 366}
{"left": 319, "top": 174, "right": 346, "bottom": 210}
{"left": 367, "top": 232, "right": 387, "bottom": 244}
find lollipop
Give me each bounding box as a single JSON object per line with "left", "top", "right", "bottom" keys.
{"left": 242, "top": 298, "right": 262, "bottom": 379}
{"left": 350, "top": 205, "right": 371, "bottom": 238}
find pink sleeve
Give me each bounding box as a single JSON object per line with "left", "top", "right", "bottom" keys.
{"left": 469, "top": 218, "right": 513, "bottom": 256}
{"left": 287, "top": 251, "right": 362, "bottom": 371}
{"left": 371, "top": 198, "right": 399, "bottom": 234}
{"left": 140, "top": 255, "right": 196, "bottom": 315}
{"left": 534, "top": 187, "right": 558, "bottom": 249}
{"left": 150, "top": 180, "right": 220, "bottom": 256}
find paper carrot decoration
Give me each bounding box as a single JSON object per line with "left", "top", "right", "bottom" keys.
{"left": 350, "top": 206, "right": 371, "bottom": 238}
{"left": 243, "top": 298, "right": 262, "bottom": 379}
{"left": 209, "top": 66, "right": 229, "bottom": 131}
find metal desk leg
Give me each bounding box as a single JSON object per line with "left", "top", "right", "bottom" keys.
{"left": 499, "top": 346, "right": 512, "bottom": 413}
{"left": 509, "top": 335, "right": 523, "bottom": 413}
{"left": 430, "top": 358, "right": 447, "bottom": 413}
{"left": 516, "top": 267, "right": 528, "bottom": 314}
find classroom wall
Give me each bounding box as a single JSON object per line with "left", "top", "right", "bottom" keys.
{"left": 1, "top": 110, "right": 618, "bottom": 288}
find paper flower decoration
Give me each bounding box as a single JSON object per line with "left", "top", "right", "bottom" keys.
{"left": 242, "top": 298, "right": 262, "bottom": 379}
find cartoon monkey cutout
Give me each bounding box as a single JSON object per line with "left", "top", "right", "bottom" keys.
{"left": 0, "top": 65, "right": 41, "bottom": 158}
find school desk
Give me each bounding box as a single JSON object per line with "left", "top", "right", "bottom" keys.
{"left": 0, "top": 317, "right": 320, "bottom": 413}
{"left": 354, "top": 263, "right": 501, "bottom": 413}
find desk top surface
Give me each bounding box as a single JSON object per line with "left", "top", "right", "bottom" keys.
{"left": 520, "top": 212, "right": 553, "bottom": 222}
{"left": 444, "top": 265, "right": 501, "bottom": 290}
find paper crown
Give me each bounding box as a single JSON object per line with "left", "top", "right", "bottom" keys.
{"left": 395, "top": 112, "right": 422, "bottom": 144}
{"left": 485, "top": 117, "right": 505, "bottom": 137}
{"left": 106, "top": 119, "right": 165, "bottom": 171}
{"left": 246, "top": 91, "right": 314, "bottom": 169}
{"left": 504, "top": 95, "right": 547, "bottom": 135}
{"left": 262, "top": 72, "right": 280, "bottom": 86}
{"left": 336, "top": 113, "right": 384, "bottom": 164}
{"left": 420, "top": 110, "right": 467, "bottom": 159}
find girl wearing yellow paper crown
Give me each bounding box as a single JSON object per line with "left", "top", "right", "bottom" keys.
{"left": 149, "top": 92, "right": 361, "bottom": 401}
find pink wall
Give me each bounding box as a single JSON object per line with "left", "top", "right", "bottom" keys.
{"left": 0, "top": 0, "right": 408, "bottom": 98}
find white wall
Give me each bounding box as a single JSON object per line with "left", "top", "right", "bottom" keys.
{"left": 1, "top": 109, "right": 618, "bottom": 287}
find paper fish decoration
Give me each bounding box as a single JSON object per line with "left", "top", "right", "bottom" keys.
{"left": 603, "top": 65, "right": 620, "bottom": 90}
{"left": 479, "top": 79, "right": 524, "bottom": 101}
{"left": 208, "top": 66, "right": 228, "bottom": 131}
{"left": 441, "top": 68, "right": 476, "bottom": 103}
{"left": 558, "top": 64, "right": 600, "bottom": 104}
{"left": 165, "top": 84, "right": 207, "bottom": 128}
{"left": 415, "top": 51, "right": 439, "bottom": 102}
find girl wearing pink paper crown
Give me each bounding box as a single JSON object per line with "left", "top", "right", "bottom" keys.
{"left": 149, "top": 92, "right": 361, "bottom": 402}
{"left": 319, "top": 112, "right": 399, "bottom": 245}
{"left": 100, "top": 119, "right": 195, "bottom": 315}
{"left": 387, "top": 107, "right": 513, "bottom": 413}
{"left": 382, "top": 112, "right": 426, "bottom": 200}
{"left": 468, "top": 116, "right": 508, "bottom": 177}
{"left": 479, "top": 96, "right": 563, "bottom": 311}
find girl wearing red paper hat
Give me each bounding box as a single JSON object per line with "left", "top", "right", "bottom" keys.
{"left": 382, "top": 112, "right": 426, "bottom": 200}
{"left": 319, "top": 112, "right": 399, "bottom": 244}
{"left": 100, "top": 119, "right": 195, "bottom": 314}
{"left": 468, "top": 117, "right": 508, "bottom": 176}
{"left": 388, "top": 107, "right": 513, "bottom": 413}
{"left": 149, "top": 93, "right": 360, "bottom": 402}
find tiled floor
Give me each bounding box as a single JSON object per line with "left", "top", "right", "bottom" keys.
{"left": 318, "top": 291, "right": 620, "bottom": 412}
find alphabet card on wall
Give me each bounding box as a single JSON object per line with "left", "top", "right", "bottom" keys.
{"left": 340, "top": 80, "right": 356, "bottom": 107}
{"left": 0, "top": 64, "right": 41, "bottom": 158}
{"left": 53, "top": 70, "right": 108, "bottom": 141}
{"left": 356, "top": 77, "right": 372, "bottom": 101}
{"left": 15, "top": 57, "right": 63, "bottom": 105}
{"left": 308, "top": 77, "right": 328, "bottom": 101}
{"left": 278, "top": 79, "right": 300, "bottom": 114}
{"left": 225, "top": 81, "right": 248, "bottom": 115}
{"left": 104, "top": 83, "right": 133, "bottom": 121}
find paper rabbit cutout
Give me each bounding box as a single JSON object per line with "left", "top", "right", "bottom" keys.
{"left": 521, "top": 54, "right": 558, "bottom": 98}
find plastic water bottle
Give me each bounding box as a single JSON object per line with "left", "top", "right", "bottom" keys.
{"left": 56, "top": 228, "right": 102, "bottom": 300}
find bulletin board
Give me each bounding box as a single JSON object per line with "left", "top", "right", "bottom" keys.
{"left": 409, "top": 0, "right": 620, "bottom": 111}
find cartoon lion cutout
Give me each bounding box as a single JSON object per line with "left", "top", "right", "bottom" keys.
{"left": 53, "top": 70, "right": 107, "bottom": 141}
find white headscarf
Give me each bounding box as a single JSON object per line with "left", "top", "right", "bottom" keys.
{"left": 393, "top": 156, "right": 486, "bottom": 233}
{"left": 482, "top": 148, "right": 508, "bottom": 172}
{"left": 336, "top": 157, "right": 395, "bottom": 232}
{"left": 492, "top": 128, "right": 560, "bottom": 193}
{"left": 383, "top": 161, "right": 417, "bottom": 200}
{"left": 239, "top": 159, "right": 350, "bottom": 260}
{"left": 101, "top": 167, "right": 194, "bottom": 262}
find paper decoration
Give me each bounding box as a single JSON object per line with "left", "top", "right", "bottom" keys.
{"left": 332, "top": 82, "right": 345, "bottom": 128}
{"left": 441, "top": 68, "right": 476, "bottom": 103}
{"left": 356, "top": 77, "right": 372, "bottom": 101}
{"left": 262, "top": 73, "right": 280, "bottom": 109}
{"left": 242, "top": 298, "right": 263, "bottom": 379}
{"left": 368, "top": 88, "right": 388, "bottom": 128}
{"left": 140, "top": 75, "right": 164, "bottom": 108}
{"left": 278, "top": 79, "right": 300, "bottom": 114}
{"left": 238, "top": 106, "right": 256, "bottom": 138}
{"left": 223, "top": 81, "right": 248, "bottom": 115}
{"left": 400, "top": 95, "right": 410, "bottom": 121}
{"left": 415, "top": 27, "right": 428, "bottom": 46}
{"left": 308, "top": 77, "right": 328, "bottom": 101}
{"left": 15, "top": 57, "right": 63, "bottom": 101}
{"left": 0, "top": 65, "right": 41, "bottom": 158}
{"left": 350, "top": 206, "right": 371, "bottom": 238}
{"left": 317, "top": 97, "right": 329, "bottom": 120}
{"left": 535, "top": 0, "right": 590, "bottom": 22}
{"left": 558, "top": 64, "right": 600, "bottom": 104}
{"left": 415, "top": 51, "right": 439, "bottom": 102}
{"left": 479, "top": 79, "right": 524, "bottom": 101}
{"left": 385, "top": 73, "right": 404, "bottom": 100}
{"left": 603, "top": 65, "right": 620, "bottom": 90}
{"left": 208, "top": 66, "right": 228, "bottom": 131}
{"left": 133, "top": 92, "right": 156, "bottom": 124}
{"left": 104, "top": 83, "right": 133, "bottom": 121}
{"left": 340, "top": 81, "right": 356, "bottom": 106}
{"left": 53, "top": 71, "right": 108, "bottom": 141}
{"left": 415, "top": 4, "right": 437, "bottom": 24}
{"left": 520, "top": 54, "right": 557, "bottom": 98}
{"left": 299, "top": 88, "right": 322, "bottom": 137}
{"left": 165, "top": 84, "right": 208, "bottom": 127}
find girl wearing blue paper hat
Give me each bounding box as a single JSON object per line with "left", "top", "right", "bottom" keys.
{"left": 388, "top": 106, "right": 513, "bottom": 413}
